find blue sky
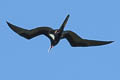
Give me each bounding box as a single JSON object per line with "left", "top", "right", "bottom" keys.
{"left": 0, "top": 0, "right": 119, "bottom": 80}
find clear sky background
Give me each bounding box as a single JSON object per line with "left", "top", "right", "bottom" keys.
{"left": 0, "top": 0, "right": 119, "bottom": 80}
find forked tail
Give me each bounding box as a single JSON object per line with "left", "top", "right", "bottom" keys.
{"left": 59, "top": 14, "right": 70, "bottom": 31}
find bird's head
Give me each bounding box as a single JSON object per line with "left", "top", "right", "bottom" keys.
{"left": 48, "top": 44, "right": 54, "bottom": 52}
{"left": 48, "top": 14, "right": 70, "bottom": 52}
{"left": 48, "top": 40, "right": 58, "bottom": 52}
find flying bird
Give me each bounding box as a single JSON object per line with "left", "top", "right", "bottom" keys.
{"left": 7, "top": 14, "right": 113, "bottom": 52}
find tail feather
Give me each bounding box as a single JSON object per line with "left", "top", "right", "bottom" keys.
{"left": 60, "top": 14, "right": 70, "bottom": 31}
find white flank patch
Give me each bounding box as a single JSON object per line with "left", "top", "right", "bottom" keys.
{"left": 49, "top": 34, "right": 55, "bottom": 40}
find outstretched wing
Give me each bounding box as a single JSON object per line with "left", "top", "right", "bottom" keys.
{"left": 7, "top": 21, "right": 53, "bottom": 39}
{"left": 61, "top": 31, "right": 113, "bottom": 47}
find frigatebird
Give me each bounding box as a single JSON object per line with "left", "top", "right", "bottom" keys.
{"left": 7, "top": 14, "right": 113, "bottom": 52}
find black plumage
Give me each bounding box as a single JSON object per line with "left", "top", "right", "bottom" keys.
{"left": 7, "top": 14, "right": 113, "bottom": 51}
{"left": 61, "top": 31, "right": 113, "bottom": 47}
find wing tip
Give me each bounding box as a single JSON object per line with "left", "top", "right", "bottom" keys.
{"left": 98, "top": 40, "right": 114, "bottom": 46}
{"left": 107, "top": 41, "right": 114, "bottom": 44}
{"left": 6, "top": 21, "right": 12, "bottom": 26}
{"left": 6, "top": 21, "right": 10, "bottom": 26}
{"left": 6, "top": 21, "right": 15, "bottom": 29}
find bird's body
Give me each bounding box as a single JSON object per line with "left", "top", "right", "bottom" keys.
{"left": 7, "top": 14, "right": 113, "bottom": 51}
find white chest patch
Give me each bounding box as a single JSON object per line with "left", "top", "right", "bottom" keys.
{"left": 49, "top": 34, "right": 55, "bottom": 40}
